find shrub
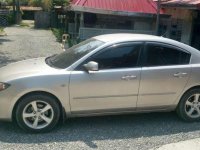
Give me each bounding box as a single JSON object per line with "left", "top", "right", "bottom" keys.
{"left": 0, "top": 27, "right": 4, "bottom": 32}
{"left": 7, "top": 13, "right": 15, "bottom": 25}
{"left": 51, "top": 28, "right": 64, "bottom": 42}
{"left": 51, "top": 28, "right": 81, "bottom": 48}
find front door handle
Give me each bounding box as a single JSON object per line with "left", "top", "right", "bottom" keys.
{"left": 121, "top": 75, "right": 137, "bottom": 80}
{"left": 173, "top": 72, "right": 188, "bottom": 78}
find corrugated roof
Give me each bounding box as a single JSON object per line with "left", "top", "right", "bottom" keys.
{"left": 71, "top": 0, "right": 164, "bottom": 14}
{"left": 161, "top": 0, "right": 200, "bottom": 8}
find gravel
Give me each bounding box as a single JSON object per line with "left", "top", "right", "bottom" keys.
{"left": 1, "top": 26, "right": 200, "bottom": 150}
{"left": 1, "top": 112, "right": 200, "bottom": 150}
{"left": 0, "top": 25, "right": 62, "bottom": 67}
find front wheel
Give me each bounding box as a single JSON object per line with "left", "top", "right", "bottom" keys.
{"left": 177, "top": 89, "right": 200, "bottom": 121}
{"left": 15, "top": 94, "right": 61, "bottom": 133}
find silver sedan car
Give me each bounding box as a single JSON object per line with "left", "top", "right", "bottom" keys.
{"left": 1, "top": 34, "right": 200, "bottom": 132}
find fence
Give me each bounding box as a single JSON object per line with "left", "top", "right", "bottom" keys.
{"left": 0, "top": 10, "right": 9, "bottom": 26}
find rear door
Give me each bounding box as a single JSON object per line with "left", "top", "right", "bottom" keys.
{"left": 137, "top": 42, "right": 191, "bottom": 109}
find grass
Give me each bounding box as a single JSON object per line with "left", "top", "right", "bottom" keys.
{"left": 19, "top": 22, "right": 30, "bottom": 27}
{"left": 0, "top": 27, "right": 4, "bottom": 32}
{"left": 51, "top": 28, "right": 64, "bottom": 42}
{"left": 0, "top": 27, "right": 6, "bottom": 36}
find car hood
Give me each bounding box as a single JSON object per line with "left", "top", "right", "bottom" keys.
{"left": 0, "top": 57, "right": 60, "bottom": 82}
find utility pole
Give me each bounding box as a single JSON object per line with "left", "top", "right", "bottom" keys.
{"left": 156, "top": 0, "right": 161, "bottom": 36}
{"left": 16, "top": 0, "right": 20, "bottom": 24}
{"left": 12, "top": 0, "right": 16, "bottom": 23}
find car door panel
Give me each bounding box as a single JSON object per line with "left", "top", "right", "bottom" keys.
{"left": 137, "top": 65, "right": 191, "bottom": 108}
{"left": 137, "top": 42, "right": 191, "bottom": 109}
{"left": 70, "top": 68, "right": 141, "bottom": 113}
{"left": 69, "top": 42, "right": 144, "bottom": 113}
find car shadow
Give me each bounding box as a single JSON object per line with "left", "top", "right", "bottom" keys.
{"left": 0, "top": 112, "right": 200, "bottom": 148}
{"left": 0, "top": 51, "right": 18, "bottom": 67}
{"left": 0, "top": 39, "right": 12, "bottom": 45}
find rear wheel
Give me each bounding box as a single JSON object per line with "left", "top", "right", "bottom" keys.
{"left": 177, "top": 88, "right": 200, "bottom": 121}
{"left": 15, "top": 94, "right": 60, "bottom": 133}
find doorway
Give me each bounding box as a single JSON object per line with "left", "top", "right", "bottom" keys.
{"left": 191, "top": 10, "right": 200, "bottom": 50}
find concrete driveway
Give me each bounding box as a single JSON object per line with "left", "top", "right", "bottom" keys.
{"left": 0, "top": 25, "right": 62, "bottom": 67}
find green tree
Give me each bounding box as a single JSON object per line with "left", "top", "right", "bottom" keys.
{"left": 28, "top": 0, "right": 69, "bottom": 11}
{"left": 52, "top": 0, "right": 69, "bottom": 7}
{"left": 28, "top": 0, "right": 42, "bottom": 7}
{"left": 0, "top": 0, "right": 13, "bottom": 5}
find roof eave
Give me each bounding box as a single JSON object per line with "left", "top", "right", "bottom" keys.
{"left": 68, "top": 5, "right": 170, "bottom": 18}
{"left": 162, "top": 3, "right": 198, "bottom": 10}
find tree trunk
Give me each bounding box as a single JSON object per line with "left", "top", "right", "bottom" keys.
{"left": 16, "top": 0, "right": 20, "bottom": 24}
{"left": 12, "top": 0, "right": 16, "bottom": 23}
{"left": 156, "top": 0, "right": 161, "bottom": 36}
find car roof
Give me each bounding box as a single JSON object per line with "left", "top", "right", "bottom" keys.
{"left": 94, "top": 33, "right": 198, "bottom": 51}
{"left": 94, "top": 33, "right": 162, "bottom": 43}
{"left": 93, "top": 33, "right": 200, "bottom": 64}
{"left": 93, "top": 34, "right": 191, "bottom": 47}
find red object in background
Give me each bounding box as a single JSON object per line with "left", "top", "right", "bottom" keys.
{"left": 71, "top": 0, "right": 164, "bottom": 14}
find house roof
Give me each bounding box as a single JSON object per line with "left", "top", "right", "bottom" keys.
{"left": 70, "top": 0, "right": 165, "bottom": 17}
{"left": 20, "top": 6, "right": 42, "bottom": 11}
{"left": 0, "top": 9, "right": 9, "bottom": 15}
{"left": 161, "top": 0, "right": 200, "bottom": 9}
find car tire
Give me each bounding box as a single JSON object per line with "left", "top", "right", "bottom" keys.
{"left": 15, "top": 94, "right": 61, "bottom": 133}
{"left": 177, "top": 88, "right": 200, "bottom": 122}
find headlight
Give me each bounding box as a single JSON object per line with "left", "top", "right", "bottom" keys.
{"left": 0, "top": 82, "right": 10, "bottom": 91}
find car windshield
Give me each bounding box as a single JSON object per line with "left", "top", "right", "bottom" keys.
{"left": 45, "top": 38, "right": 105, "bottom": 69}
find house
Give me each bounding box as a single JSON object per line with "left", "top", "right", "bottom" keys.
{"left": 66, "top": 0, "right": 169, "bottom": 40}
{"left": 21, "top": 6, "right": 42, "bottom": 20}
{"left": 160, "top": 0, "right": 200, "bottom": 49}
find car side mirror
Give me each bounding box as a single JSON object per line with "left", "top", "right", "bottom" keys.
{"left": 83, "top": 61, "right": 99, "bottom": 72}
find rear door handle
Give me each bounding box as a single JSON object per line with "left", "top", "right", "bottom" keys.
{"left": 129, "top": 75, "right": 137, "bottom": 79}
{"left": 173, "top": 72, "right": 188, "bottom": 78}
{"left": 121, "top": 75, "right": 137, "bottom": 80}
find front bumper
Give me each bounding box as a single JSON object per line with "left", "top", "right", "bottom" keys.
{"left": 0, "top": 88, "right": 16, "bottom": 121}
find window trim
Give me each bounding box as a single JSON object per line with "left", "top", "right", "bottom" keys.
{"left": 142, "top": 42, "right": 191, "bottom": 67}
{"left": 75, "top": 42, "right": 144, "bottom": 71}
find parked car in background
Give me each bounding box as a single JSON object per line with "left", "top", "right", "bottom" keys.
{"left": 1, "top": 34, "right": 200, "bottom": 133}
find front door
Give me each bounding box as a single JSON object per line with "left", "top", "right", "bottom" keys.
{"left": 137, "top": 42, "right": 191, "bottom": 109}
{"left": 69, "top": 42, "right": 143, "bottom": 114}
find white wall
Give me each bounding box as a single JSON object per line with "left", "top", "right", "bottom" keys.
{"left": 134, "top": 21, "right": 152, "bottom": 31}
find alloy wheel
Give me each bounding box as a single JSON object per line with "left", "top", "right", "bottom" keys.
{"left": 185, "top": 93, "right": 200, "bottom": 118}
{"left": 22, "top": 100, "right": 54, "bottom": 129}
